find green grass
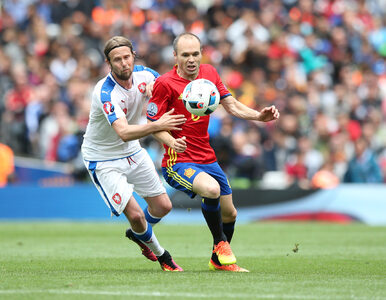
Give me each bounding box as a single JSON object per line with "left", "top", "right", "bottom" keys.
{"left": 0, "top": 222, "right": 385, "bottom": 300}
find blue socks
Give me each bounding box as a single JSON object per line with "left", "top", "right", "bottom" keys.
{"left": 144, "top": 206, "right": 162, "bottom": 226}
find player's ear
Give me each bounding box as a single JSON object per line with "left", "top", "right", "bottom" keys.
{"left": 133, "top": 51, "right": 137, "bottom": 58}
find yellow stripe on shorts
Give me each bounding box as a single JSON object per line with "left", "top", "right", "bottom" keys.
{"left": 166, "top": 167, "right": 193, "bottom": 190}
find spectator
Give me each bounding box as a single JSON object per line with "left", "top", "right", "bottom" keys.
{"left": 311, "top": 160, "right": 340, "bottom": 189}
{"left": 344, "top": 137, "right": 383, "bottom": 183}
{"left": 0, "top": 0, "right": 384, "bottom": 188}
{"left": 285, "top": 150, "right": 310, "bottom": 189}
{"left": 0, "top": 143, "right": 15, "bottom": 187}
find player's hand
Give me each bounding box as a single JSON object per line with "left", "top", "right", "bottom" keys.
{"left": 257, "top": 105, "right": 280, "bottom": 122}
{"left": 171, "top": 136, "right": 187, "bottom": 153}
{"left": 156, "top": 108, "right": 186, "bottom": 131}
{"left": 145, "top": 81, "right": 155, "bottom": 98}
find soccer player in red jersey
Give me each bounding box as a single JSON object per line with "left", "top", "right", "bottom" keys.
{"left": 147, "top": 33, "right": 280, "bottom": 272}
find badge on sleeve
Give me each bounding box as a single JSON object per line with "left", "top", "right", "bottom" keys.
{"left": 103, "top": 102, "right": 115, "bottom": 115}
{"left": 147, "top": 102, "right": 158, "bottom": 117}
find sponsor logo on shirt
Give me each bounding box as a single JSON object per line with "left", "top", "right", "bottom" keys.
{"left": 147, "top": 102, "right": 158, "bottom": 117}
{"left": 103, "top": 102, "right": 114, "bottom": 115}
{"left": 184, "top": 168, "right": 196, "bottom": 178}
{"left": 112, "top": 193, "right": 121, "bottom": 204}
{"left": 138, "top": 82, "right": 146, "bottom": 93}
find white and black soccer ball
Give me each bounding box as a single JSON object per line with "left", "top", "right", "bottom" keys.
{"left": 182, "top": 79, "right": 220, "bottom": 116}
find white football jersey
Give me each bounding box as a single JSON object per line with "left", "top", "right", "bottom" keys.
{"left": 81, "top": 65, "right": 159, "bottom": 161}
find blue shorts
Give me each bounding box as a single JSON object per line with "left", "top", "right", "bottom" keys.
{"left": 162, "top": 162, "right": 232, "bottom": 199}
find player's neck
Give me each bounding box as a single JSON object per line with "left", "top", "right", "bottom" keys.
{"left": 176, "top": 66, "right": 197, "bottom": 81}
{"left": 111, "top": 73, "right": 133, "bottom": 90}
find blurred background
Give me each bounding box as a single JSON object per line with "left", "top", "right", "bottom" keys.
{"left": 0, "top": 0, "right": 385, "bottom": 223}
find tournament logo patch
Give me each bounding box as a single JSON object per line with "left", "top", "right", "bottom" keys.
{"left": 138, "top": 82, "right": 146, "bottom": 93}
{"left": 147, "top": 102, "right": 158, "bottom": 117}
{"left": 112, "top": 193, "right": 121, "bottom": 204}
{"left": 184, "top": 168, "right": 196, "bottom": 178}
{"left": 103, "top": 102, "right": 114, "bottom": 115}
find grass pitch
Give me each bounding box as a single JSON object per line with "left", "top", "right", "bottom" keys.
{"left": 0, "top": 222, "right": 385, "bottom": 300}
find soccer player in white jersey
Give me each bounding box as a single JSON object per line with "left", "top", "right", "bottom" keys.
{"left": 81, "top": 36, "right": 186, "bottom": 271}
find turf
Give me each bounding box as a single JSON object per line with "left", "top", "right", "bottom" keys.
{"left": 0, "top": 222, "right": 385, "bottom": 300}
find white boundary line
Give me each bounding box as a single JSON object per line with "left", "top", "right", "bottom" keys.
{"left": 0, "top": 289, "right": 379, "bottom": 299}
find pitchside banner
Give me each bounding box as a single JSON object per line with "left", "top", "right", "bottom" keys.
{"left": 0, "top": 184, "right": 386, "bottom": 225}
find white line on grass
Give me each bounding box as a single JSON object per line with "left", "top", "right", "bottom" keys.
{"left": 0, "top": 289, "right": 379, "bottom": 299}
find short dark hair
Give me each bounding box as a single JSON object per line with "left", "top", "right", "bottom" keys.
{"left": 173, "top": 33, "right": 202, "bottom": 54}
{"left": 104, "top": 36, "right": 134, "bottom": 61}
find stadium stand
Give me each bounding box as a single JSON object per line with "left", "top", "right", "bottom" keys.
{"left": 0, "top": 0, "right": 385, "bottom": 188}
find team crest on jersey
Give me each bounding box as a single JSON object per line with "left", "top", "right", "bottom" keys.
{"left": 103, "top": 102, "right": 115, "bottom": 115}
{"left": 112, "top": 193, "right": 121, "bottom": 204}
{"left": 138, "top": 82, "right": 146, "bottom": 93}
{"left": 147, "top": 102, "right": 158, "bottom": 117}
{"left": 184, "top": 168, "right": 196, "bottom": 178}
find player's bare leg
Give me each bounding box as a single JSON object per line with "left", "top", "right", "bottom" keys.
{"left": 143, "top": 193, "right": 172, "bottom": 226}
{"left": 123, "top": 196, "right": 147, "bottom": 232}
{"left": 123, "top": 196, "right": 158, "bottom": 261}
{"left": 123, "top": 196, "right": 183, "bottom": 271}
{"left": 193, "top": 172, "right": 221, "bottom": 198}
{"left": 193, "top": 172, "right": 236, "bottom": 266}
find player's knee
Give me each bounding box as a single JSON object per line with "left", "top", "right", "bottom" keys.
{"left": 203, "top": 184, "right": 220, "bottom": 199}
{"left": 148, "top": 195, "right": 172, "bottom": 217}
{"left": 158, "top": 200, "right": 172, "bottom": 216}
{"left": 194, "top": 173, "right": 221, "bottom": 198}
{"left": 130, "top": 211, "right": 146, "bottom": 225}
{"left": 223, "top": 207, "right": 237, "bottom": 222}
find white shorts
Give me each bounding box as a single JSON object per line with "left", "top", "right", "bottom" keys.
{"left": 84, "top": 149, "right": 166, "bottom": 216}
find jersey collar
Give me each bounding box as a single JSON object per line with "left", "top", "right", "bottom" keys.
{"left": 109, "top": 72, "right": 134, "bottom": 91}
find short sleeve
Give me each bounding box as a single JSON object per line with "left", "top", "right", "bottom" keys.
{"left": 98, "top": 78, "right": 125, "bottom": 125}
{"left": 146, "top": 79, "right": 170, "bottom": 121}
{"left": 211, "top": 66, "right": 231, "bottom": 100}
{"left": 134, "top": 65, "right": 160, "bottom": 79}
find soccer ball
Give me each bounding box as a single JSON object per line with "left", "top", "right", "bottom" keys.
{"left": 182, "top": 79, "right": 220, "bottom": 116}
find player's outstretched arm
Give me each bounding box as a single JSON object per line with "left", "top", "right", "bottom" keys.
{"left": 221, "top": 96, "right": 280, "bottom": 122}
{"left": 113, "top": 109, "right": 186, "bottom": 142}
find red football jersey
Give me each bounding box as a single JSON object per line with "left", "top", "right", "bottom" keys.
{"left": 147, "top": 64, "right": 231, "bottom": 167}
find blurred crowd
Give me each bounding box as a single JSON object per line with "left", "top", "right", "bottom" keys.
{"left": 0, "top": 0, "right": 385, "bottom": 188}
